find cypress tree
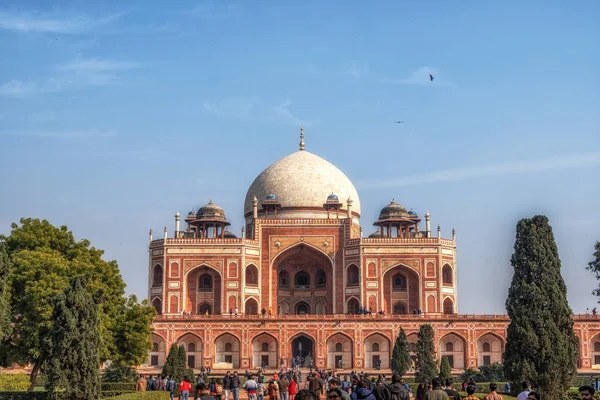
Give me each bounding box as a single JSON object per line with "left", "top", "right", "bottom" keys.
{"left": 163, "top": 344, "right": 180, "bottom": 379}
{"left": 43, "top": 276, "right": 101, "bottom": 400}
{"left": 391, "top": 327, "right": 411, "bottom": 376}
{"left": 415, "top": 324, "right": 437, "bottom": 385}
{"left": 504, "top": 216, "right": 578, "bottom": 399}
{"left": 177, "top": 344, "right": 187, "bottom": 381}
{"left": 439, "top": 356, "right": 452, "bottom": 383}
{"left": 0, "top": 242, "right": 11, "bottom": 341}
{"left": 586, "top": 241, "right": 600, "bottom": 298}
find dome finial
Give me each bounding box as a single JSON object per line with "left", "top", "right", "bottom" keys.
{"left": 299, "top": 125, "right": 305, "bottom": 151}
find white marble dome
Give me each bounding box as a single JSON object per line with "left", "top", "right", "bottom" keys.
{"left": 244, "top": 150, "right": 361, "bottom": 218}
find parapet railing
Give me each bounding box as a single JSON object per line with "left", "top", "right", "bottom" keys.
{"left": 154, "top": 313, "right": 512, "bottom": 322}
{"left": 347, "top": 237, "right": 454, "bottom": 246}
{"left": 150, "top": 238, "right": 259, "bottom": 246}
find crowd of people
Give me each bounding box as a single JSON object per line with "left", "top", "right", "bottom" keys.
{"left": 135, "top": 370, "right": 598, "bottom": 400}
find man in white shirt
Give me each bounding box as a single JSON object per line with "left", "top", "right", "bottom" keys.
{"left": 517, "top": 381, "right": 530, "bottom": 400}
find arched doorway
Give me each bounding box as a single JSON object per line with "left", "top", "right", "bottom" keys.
{"left": 245, "top": 298, "right": 259, "bottom": 315}
{"left": 347, "top": 297, "right": 360, "bottom": 314}
{"left": 152, "top": 265, "right": 163, "bottom": 287}
{"left": 186, "top": 265, "right": 222, "bottom": 315}
{"left": 198, "top": 302, "right": 211, "bottom": 315}
{"left": 273, "top": 244, "right": 334, "bottom": 315}
{"left": 215, "top": 333, "right": 240, "bottom": 368}
{"left": 148, "top": 333, "right": 166, "bottom": 367}
{"left": 439, "top": 333, "right": 466, "bottom": 369}
{"left": 365, "top": 334, "right": 390, "bottom": 369}
{"left": 177, "top": 333, "right": 202, "bottom": 369}
{"left": 442, "top": 264, "right": 453, "bottom": 286}
{"left": 383, "top": 264, "right": 420, "bottom": 314}
{"left": 279, "top": 300, "right": 290, "bottom": 315}
{"left": 246, "top": 264, "right": 259, "bottom": 286}
{"left": 326, "top": 333, "right": 353, "bottom": 369}
{"left": 443, "top": 297, "right": 455, "bottom": 314}
{"left": 346, "top": 264, "right": 359, "bottom": 287}
{"left": 296, "top": 301, "right": 310, "bottom": 315}
{"left": 151, "top": 297, "right": 162, "bottom": 315}
{"left": 291, "top": 334, "right": 315, "bottom": 368}
{"left": 477, "top": 333, "right": 504, "bottom": 366}
{"left": 252, "top": 333, "right": 278, "bottom": 368}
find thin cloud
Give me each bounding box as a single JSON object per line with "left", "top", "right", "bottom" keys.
{"left": 360, "top": 152, "right": 600, "bottom": 189}
{"left": 0, "top": 10, "right": 123, "bottom": 34}
{"left": 273, "top": 99, "right": 310, "bottom": 126}
{"left": 202, "top": 97, "right": 259, "bottom": 119}
{"left": 61, "top": 58, "right": 144, "bottom": 72}
{"left": 386, "top": 66, "right": 454, "bottom": 86}
{"left": 0, "top": 79, "right": 63, "bottom": 97}
{"left": 0, "top": 130, "right": 117, "bottom": 138}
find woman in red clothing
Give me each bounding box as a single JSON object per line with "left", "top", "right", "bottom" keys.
{"left": 180, "top": 377, "right": 192, "bottom": 400}
{"left": 288, "top": 375, "right": 298, "bottom": 400}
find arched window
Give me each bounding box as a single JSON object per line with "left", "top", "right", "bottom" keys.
{"left": 392, "top": 274, "right": 407, "bottom": 291}
{"left": 335, "top": 343, "right": 343, "bottom": 352}
{"left": 482, "top": 342, "right": 491, "bottom": 352}
{"left": 198, "top": 303, "right": 211, "bottom": 315}
{"left": 295, "top": 271, "right": 310, "bottom": 288}
{"left": 188, "top": 343, "right": 196, "bottom": 352}
{"left": 225, "top": 342, "right": 233, "bottom": 352}
{"left": 246, "top": 265, "right": 259, "bottom": 286}
{"left": 279, "top": 270, "right": 290, "bottom": 287}
{"left": 296, "top": 302, "right": 310, "bottom": 315}
{"left": 153, "top": 265, "right": 163, "bottom": 287}
{"left": 595, "top": 342, "right": 600, "bottom": 352}
{"left": 347, "top": 265, "right": 359, "bottom": 287}
{"left": 442, "top": 264, "right": 453, "bottom": 285}
{"left": 443, "top": 298, "right": 454, "bottom": 314}
{"left": 151, "top": 298, "right": 162, "bottom": 315}
{"left": 393, "top": 302, "right": 407, "bottom": 314}
{"left": 372, "top": 342, "right": 380, "bottom": 352}
{"left": 445, "top": 342, "right": 454, "bottom": 352}
{"left": 316, "top": 270, "right": 326, "bottom": 287}
{"left": 199, "top": 274, "right": 213, "bottom": 291}
{"left": 347, "top": 298, "right": 360, "bottom": 314}
{"left": 261, "top": 342, "right": 269, "bottom": 352}
{"left": 152, "top": 342, "right": 159, "bottom": 352}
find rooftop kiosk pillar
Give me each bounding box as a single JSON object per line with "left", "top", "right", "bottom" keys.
{"left": 425, "top": 212, "right": 431, "bottom": 238}
{"left": 174, "top": 212, "right": 180, "bottom": 237}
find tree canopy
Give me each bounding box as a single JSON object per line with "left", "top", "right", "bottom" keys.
{"left": 0, "top": 218, "right": 155, "bottom": 390}
{"left": 43, "top": 276, "right": 101, "bottom": 400}
{"left": 503, "top": 215, "right": 578, "bottom": 399}
{"left": 586, "top": 241, "right": 600, "bottom": 300}
{"left": 391, "top": 327, "right": 411, "bottom": 376}
{"left": 0, "top": 242, "right": 11, "bottom": 341}
{"left": 415, "top": 324, "right": 437, "bottom": 385}
{"left": 439, "top": 355, "right": 452, "bottom": 383}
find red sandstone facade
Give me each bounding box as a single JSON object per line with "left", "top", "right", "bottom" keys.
{"left": 145, "top": 137, "right": 600, "bottom": 373}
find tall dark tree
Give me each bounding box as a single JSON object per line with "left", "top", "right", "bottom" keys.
{"left": 391, "top": 327, "right": 411, "bottom": 376}
{"left": 586, "top": 241, "right": 600, "bottom": 299}
{"left": 43, "top": 276, "right": 101, "bottom": 400}
{"left": 415, "top": 324, "right": 437, "bottom": 385}
{"left": 0, "top": 242, "right": 11, "bottom": 341}
{"left": 0, "top": 218, "right": 155, "bottom": 390}
{"left": 504, "top": 216, "right": 578, "bottom": 399}
{"left": 162, "top": 344, "right": 180, "bottom": 379}
{"left": 439, "top": 356, "right": 452, "bottom": 382}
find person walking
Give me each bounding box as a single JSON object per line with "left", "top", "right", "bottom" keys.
{"left": 166, "top": 377, "right": 176, "bottom": 400}
{"left": 350, "top": 380, "right": 376, "bottom": 400}
{"left": 181, "top": 377, "right": 193, "bottom": 400}
{"left": 136, "top": 375, "right": 148, "bottom": 392}
{"left": 244, "top": 374, "right": 259, "bottom": 400}
{"left": 223, "top": 371, "right": 233, "bottom": 400}
{"left": 279, "top": 374, "right": 290, "bottom": 400}
{"left": 309, "top": 373, "right": 323, "bottom": 399}
{"left": 423, "top": 378, "right": 448, "bottom": 400}
{"left": 517, "top": 382, "right": 530, "bottom": 400}
{"left": 483, "top": 383, "right": 504, "bottom": 400}
{"left": 289, "top": 375, "right": 298, "bottom": 400}
{"left": 388, "top": 374, "right": 409, "bottom": 400}
{"left": 232, "top": 371, "right": 241, "bottom": 400}
{"left": 198, "top": 383, "right": 216, "bottom": 400}
{"left": 329, "top": 379, "right": 351, "bottom": 400}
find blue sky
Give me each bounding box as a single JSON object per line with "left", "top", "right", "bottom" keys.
{"left": 0, "top": 1, "right": 599, "bottom": 314}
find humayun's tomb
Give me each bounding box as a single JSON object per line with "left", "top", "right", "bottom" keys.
{"left": 145, "top": 128, "right": 600, "bottom": 374}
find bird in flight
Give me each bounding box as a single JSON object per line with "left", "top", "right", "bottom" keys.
{"left": 429, "top": 74, "right": 435, "bottom": 81}
{"left": 395, "top": 121, "right": 404, "bottom": 123}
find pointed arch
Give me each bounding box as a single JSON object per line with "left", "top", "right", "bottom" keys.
{"left": 245, "top": 264, "right": 259, "bottom": 286}
{"left": 477, "top": 332, "right": 504, "bottom": 366}
{"left": 593, "top": 334, "right": 600, "bottom": 365}
{"left": 326, "top": 332, "right": 353, "bottom": 369}
{"left": 270, "top": 241, "right": 332, "bottom": 267}
{"left": 215, "top": 333, "right": 241, "bottom": 368}
{"left": 184, "top": 263, "right": 223, "bottom": 315}
{"left": 245, "top": 297, "right": 259, "bottom": 315}
{"left": 442, "top": 263, "right": 453, "bottom": 285}
{"left": 439, "top": 333, "right": 466, "bottom": 369}
{"left": 278, "top": 299, "right": 290, "bottom": 315}
{"left": 152, "top": 264, "right": 163, "bottom": 287}
{"left": 383, "top": 263, "right": 420, "bottom": 314}
{"left": 148, "top": 332, "right": 166, "bottom": 367}
{"left": 176, "top": 332, "right": 203, "bottom": 369}
{"left": 289, "top": 332, "right": 316, "bottom": 367}
{"left": 252, "top": 332, "right": 278, "bottom": 368}
{"left": 346, "top": 296, "right": 360, "bottom": 314}
{"left": 315, "top": 299, "right": 327, "bottom": 315}
{"left": 443, "top": 297, "right": 455, "bottom": 314}
{"left": 346, "top": 264, "right": 360, "bottom": 287}
{"left": 364, "top": 333, "right": 391, "bottom": 369}
{"left": 151, "top": 297, "right": 162, "bottom": 315}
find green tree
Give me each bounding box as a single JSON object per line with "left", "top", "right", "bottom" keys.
{"left": 102, "top": 362, "right": 138, "bottom": 383}
{"left": 391, "top": 327, "right": 411, "bottom": 376}
{"left": 586, "top": 241, "right": 600, "bottom": 299}
{"left": 178, "top": 344, "right": 187, "bottom": 375}
{"left": 1, "top": 218, "right": 155, "bottom": 391}
{"left": 112, "top": 295, "right": 156, "bottom": 366}
{"left": 415, "top": 324, "right": 437, "bottom": 385}
{"left": 0, "top": 242, "right": 11, "bottom": 341}
{"left": 43, "top": 276, "right": 101, "bottom": 400}
{"left": 162, "top": 344, "right": 180, "bottom": 379}
{"left": 439, "top": 355, "right": 452, "bottom": 383}
{"left": 503, "top": 216, "right": 578, "bottom": 399}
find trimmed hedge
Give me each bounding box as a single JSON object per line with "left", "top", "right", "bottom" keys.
{"left": 104, "top": 392, "right": 171, "bottom": 400}
{"left": 0, "top": 375, "right": 29, "bottom": 392}
{"left": 0, "top": 393, "right": 54, "bottom": 400}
